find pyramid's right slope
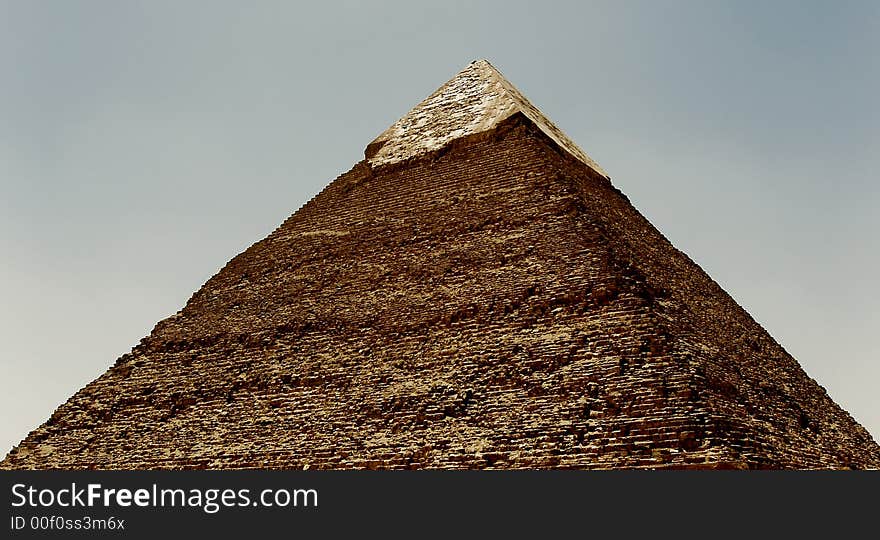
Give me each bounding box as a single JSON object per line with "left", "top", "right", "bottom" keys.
{"left": 4, "top": 60, "right": 878, "bottom": 469}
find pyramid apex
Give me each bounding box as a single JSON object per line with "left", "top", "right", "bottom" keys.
{"left": 366, "top": 60, "right": 608, "bottom": 178}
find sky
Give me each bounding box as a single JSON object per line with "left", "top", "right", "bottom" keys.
{"left": 1, "top": 1, "right": 877, "bottom": 457}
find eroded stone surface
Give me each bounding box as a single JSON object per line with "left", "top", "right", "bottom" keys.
{"left": 367, "top": 60, "right": 607, "bottom": 178}
{"left": 3, "top": 61, "right": 878, "bottom": 470}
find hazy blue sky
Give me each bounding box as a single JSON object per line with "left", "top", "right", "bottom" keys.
{"left": 2, "top": 1, "right": 878, "bottom": 456}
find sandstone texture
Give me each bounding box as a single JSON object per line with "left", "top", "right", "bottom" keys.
{"left": 4, "top": 60, "right": 878, "bottom": 470}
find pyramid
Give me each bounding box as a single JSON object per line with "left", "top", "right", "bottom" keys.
{"left": 4, "top": 60, "right": 878, "bottom": 470}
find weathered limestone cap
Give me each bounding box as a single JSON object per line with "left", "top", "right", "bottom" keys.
{"left": 366, "top": 59, "right": 608, "bottom": 178}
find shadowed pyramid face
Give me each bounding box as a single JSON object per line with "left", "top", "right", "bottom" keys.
{"left": 3, "top": 60, "right": 878, "bottom": 470}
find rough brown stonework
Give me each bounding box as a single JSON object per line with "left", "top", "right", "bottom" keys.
{"left": 3, "top": 60, "right": 878, "bottom": 470}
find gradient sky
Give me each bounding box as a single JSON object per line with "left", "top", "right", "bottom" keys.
{"left": 1, "top": 1, "right": 878, "bottom": 456}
